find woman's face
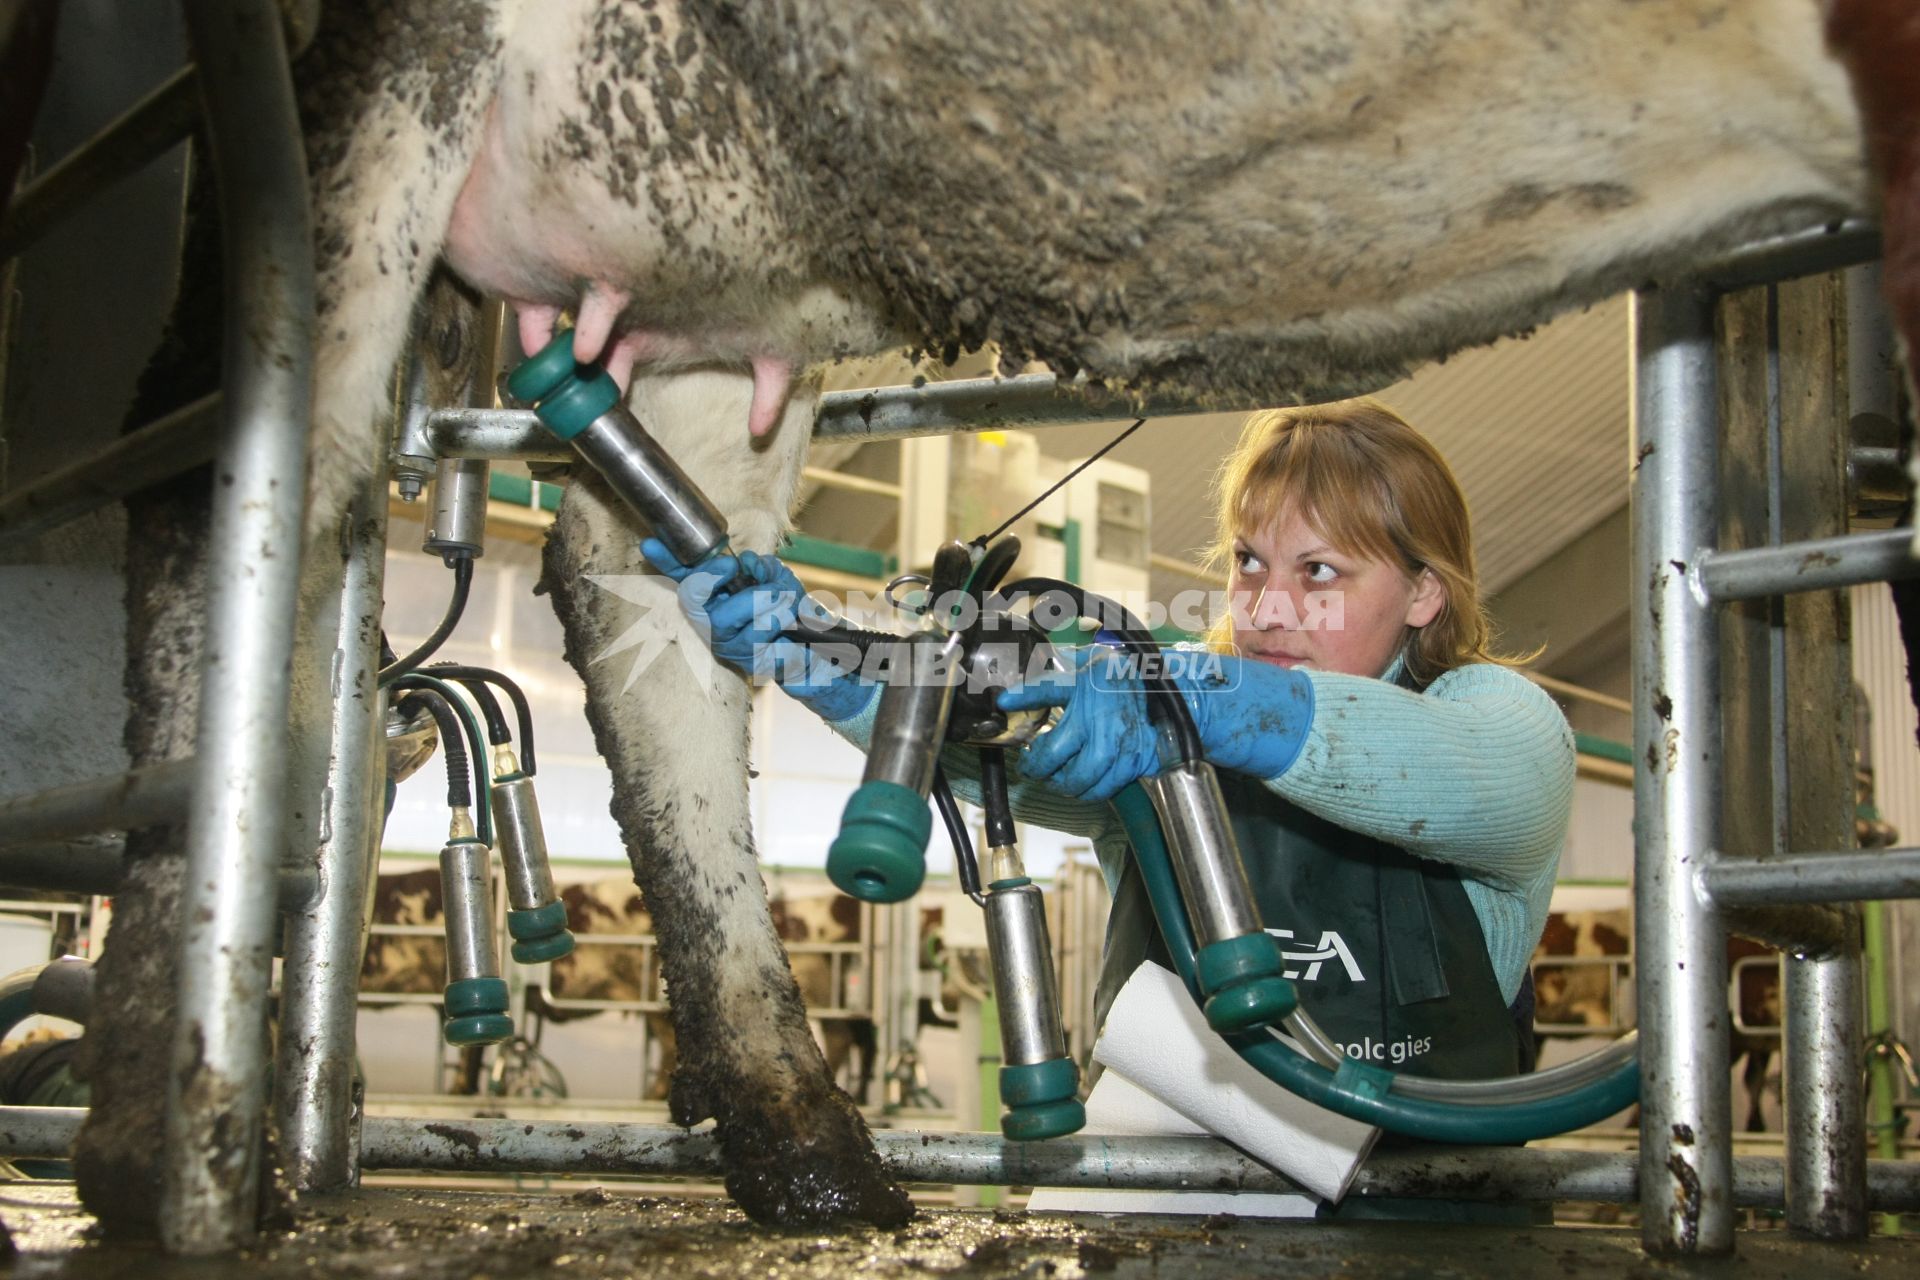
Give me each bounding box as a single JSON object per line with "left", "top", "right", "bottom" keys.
{"left": 1228, "top": 506, "right": 1445, "bottom": 678}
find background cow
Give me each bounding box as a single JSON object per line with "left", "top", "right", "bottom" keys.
{"left": 1531, "top": 904, "right": 1784, "bottom": 1133}
{"left": 362, "top": 867, "right": 877, "bottom": 1106}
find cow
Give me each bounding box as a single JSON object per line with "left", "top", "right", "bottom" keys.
{"left": 359, "top": 868, "right": 875, "bottom": 1105}
{"left": 358, "top": 866, "right": 494, "bottom": 1097}
{"left": 1531, "top": 905, "right": 1785, "bottom": 1133}
{"left": 535, "top": 878, "right": 877, "bottom": 1104}
{"left": 768, "top": 891, "right": 879, "bottom": 1106}
{"left": 63, "top": 0, "right": 1919, "bottom": 1235}
{"left": 1531, "top": 907, "right": 1633, "bottom": 1041}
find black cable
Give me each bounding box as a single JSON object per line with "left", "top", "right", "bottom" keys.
{"left": 978, "top": 747, "right": 1016, "bottom": 851}
{"left": 429, "top": 665, "right": 509, "bottom": 742}
{"left": 389, "top": 674, "right": 494, "bottom": 846}
{"left": 379, "top": 555, "right": 475, "bottom": 687}
{"left": 967, "top": 534, "right": 1023, "bottom": 598}
{"left": 428, "top": 663, "right": 537, "bottom": 775}
{"left": 978, "top": 417, "right": 1146, "bottom": 545}
{"left": 933, "top": 766, "right": 984, "bottom": 905}
{"left": 999, "top": 575, "right": 1204, "bottom": 764}
{"left": 395, "top": 689, "right": 471, "bottom": 813}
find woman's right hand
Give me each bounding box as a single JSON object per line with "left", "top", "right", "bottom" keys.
{"left": 641, "top": 539, "right": 874, "bottom": 720}
{"left": 641, "top": 539, "right": 800, "bottom": 677}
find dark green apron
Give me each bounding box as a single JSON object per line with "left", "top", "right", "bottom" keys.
{"left": 1093, "top": 769, "right": 1539, "bottom": 1223}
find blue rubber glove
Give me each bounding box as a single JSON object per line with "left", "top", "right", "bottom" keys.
{"left": 996, "top": 648, "right": 1314, "bottom": 801}
{"left": 640, "top": 538, "right": 876, "bottom": 722}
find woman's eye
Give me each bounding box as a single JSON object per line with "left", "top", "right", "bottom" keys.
{"left": 1305, "top": 561, "right": 1339, "bottom": 583}
{"left": 1233, "top": 549, "right": 1264, "bottom": 575}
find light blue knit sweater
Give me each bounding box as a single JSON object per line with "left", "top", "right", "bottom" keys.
{"left": 822, "top": 662, "right": 1574, "bottom": 1005}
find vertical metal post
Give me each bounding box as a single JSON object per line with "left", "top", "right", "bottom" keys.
{"left": 274, "top": 462, "right": 390, "bottom": 1190}
{"left": 1784, "top": 917, "right": 1868, "bottom": 1235}
{"left": 1631, "top": 282, "right": 1733, "bottom": 1256}
{"left": 163, "top": 0, "right": 314, "bottom": 1254}
{"left": 1778, "top": 268, "right": 1873, "bottom": 1239}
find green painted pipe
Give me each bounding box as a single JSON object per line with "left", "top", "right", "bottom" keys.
{"left": 1864, "top": 895, "right": 1902, "bottom": 1234}
{"left": 1113, "top": 786, "right": 1640, "bottom": 1144}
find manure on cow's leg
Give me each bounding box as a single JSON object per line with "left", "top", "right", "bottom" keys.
{"left": 537, "top": 368, "right": 910, "bottom": 1226}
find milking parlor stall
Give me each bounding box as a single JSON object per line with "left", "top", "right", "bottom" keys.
{"left": 4, "top": 1, "right": 1920, "bottom": 1276}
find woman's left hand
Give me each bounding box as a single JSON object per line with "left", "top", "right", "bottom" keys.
{"left": 996, "top": 646, "right": 1160, "bottom": 801}
{"left": 998, "top": 647, "right": 1315, "bottom": 801}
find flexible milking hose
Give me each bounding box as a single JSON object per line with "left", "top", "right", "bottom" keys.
{"left": 380, "top": 555, "right": 475, "bottom": 686}
{"left": 1114, "top": 787, "right": 1641, "bottom": 1142}
{"left": 1002, "top": 580, "right": 1642, "bottom": 1137}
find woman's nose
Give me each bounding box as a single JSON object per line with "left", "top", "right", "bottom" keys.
{"left": 1251, "top": 581, "right": 1295, "bottom": 630}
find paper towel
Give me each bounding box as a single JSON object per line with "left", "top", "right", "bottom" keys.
{"left": 1025, "top": 1070, "right": 1322, "bottom": 1217}
{"left": 1090, "top": 961, "right": 1378, "bottom": 1202}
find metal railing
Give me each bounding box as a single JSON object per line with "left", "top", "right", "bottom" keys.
{"left": 1530, "top": 954, "right": 1635, "bottom": 1038}
{"left": 1630, "top": 235, "right": 1898, "bottom": 1254}
{"left": 0, "top": 0, "right": 316, "bottom": 1255}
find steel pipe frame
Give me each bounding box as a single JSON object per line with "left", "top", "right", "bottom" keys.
{"left": 273, "top": 454, "right": 391, "bottom": 1193}
{"left": 0, "top": 840, "right": 129, "bottom": 895}
{"left": 0, "top": 758, "right": 194, "bottom": 847}
{"left": 161, "top": 0, "right": 315, "bottom": 1255}
{"left": 0, "top": 393, "right": 222, "bottom": 550}
{"left": 0, "top": 2, "right": 320, "bottom": 263}
{"left": 1631, "top": 281, "right": 1732, "bottom": 1255}
{"left": 1784, "top": 907, "right": 1868, "bottom": 1236}
{"left": 1694, "top": 528, "right": 1920, "bottom": 603}
{"left": 8, "top": 1110, "right": 1920, "bottom": 1209}
{"left": 1638, "top": 262, "right": 1890, "bottom": 1247}
{"left": 1695, "top": 220, "right": 1881, "bottom": 294}
{"left": 0, "top": 837, "right": 318, "bottom": 909}
{"left": 1702, "top": 849, "right": 1920, "bottom": 905}
{"left": 1722, "top": 902, "right": 1857, "bottom": 960}
{"left": 354, "top": 1119, "right": 1920, "bottom": 1210}
{"left": 0, "top": 67, "right": 199, "bottom": 264}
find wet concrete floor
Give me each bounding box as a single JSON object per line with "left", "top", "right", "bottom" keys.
{"left": 0, "top": 1183, "right": 1916, "bottom": 1278}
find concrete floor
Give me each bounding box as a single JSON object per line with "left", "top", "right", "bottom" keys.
{"left": 1, "top": 1185, "right": 1917, "bottom": 1279}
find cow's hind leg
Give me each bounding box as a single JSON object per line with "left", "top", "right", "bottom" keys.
{"left": 542, "top": 370, "right": 911, "bottom": 1227}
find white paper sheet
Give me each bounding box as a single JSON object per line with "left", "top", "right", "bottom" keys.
{"left": 1078, "top": 962, "right": 1377, "bottom": 1203}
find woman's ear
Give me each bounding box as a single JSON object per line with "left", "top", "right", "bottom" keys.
{"left": 1405, "top": 567, "right": 1447, "bottom": 629}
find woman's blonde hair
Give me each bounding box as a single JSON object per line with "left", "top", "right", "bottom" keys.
{"left": 1205, "top": 397, "right": 1530, "bottom": 685}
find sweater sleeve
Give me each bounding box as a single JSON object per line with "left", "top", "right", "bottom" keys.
{"left": 1267, "top": 664, "right": 1575, "bottom": 893}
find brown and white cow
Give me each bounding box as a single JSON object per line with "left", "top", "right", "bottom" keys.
{"left": 360, "top": 868, "right": 876, "bottom": 1105}
{"left": 1531, "top": 907, "right": 1633, "bottom": 1040}
{"left": 1532, "top": 904, "right": 1784, "bottom": 1132}
{"left": 80, "top": 0, "right": 1920, "bottom": 1232}
{"left": 358, "top": 866, "right": 491, "bottom": 1096}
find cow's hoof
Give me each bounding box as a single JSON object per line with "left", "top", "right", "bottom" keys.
{"left": 718, "top": 1088, "right": 913, "bottom": 1227}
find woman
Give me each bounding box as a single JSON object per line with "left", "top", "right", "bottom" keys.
{"left": 646, "top": 396, "right": 1573, "bottom": 1090}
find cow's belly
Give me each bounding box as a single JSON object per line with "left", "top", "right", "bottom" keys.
{"left": 453, "top": 0, "right": 1867, "bottom": 409}
{"left": 738, "top": 0, "right": 1868, "bottom": 392}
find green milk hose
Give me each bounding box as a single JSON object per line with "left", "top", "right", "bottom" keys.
{"left": 1113, "top": 785, "right": 1640, "bottom": 1144}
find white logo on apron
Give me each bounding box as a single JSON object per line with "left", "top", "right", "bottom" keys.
{"left": 1263, "top": 927, "right": 1365, "bottom": 982}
